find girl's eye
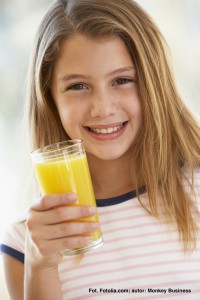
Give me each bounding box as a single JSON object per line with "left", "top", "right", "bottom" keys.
{"left": 67, "top": 83, "right": 87, "bottom": 91}
{"left": 114, "top": 78, "right": 134, "bottom": 86}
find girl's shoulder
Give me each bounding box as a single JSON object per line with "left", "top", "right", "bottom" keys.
{"left": 1, "top": 212, "right": 27, "bottom": 257}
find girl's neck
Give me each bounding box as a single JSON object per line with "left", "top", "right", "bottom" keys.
{"left": 87, "top": 152, "right": 135, "bottom": 199}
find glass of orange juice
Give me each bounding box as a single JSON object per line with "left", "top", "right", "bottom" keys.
{"left": 31, "top": 139, "right": 103, "bottom": 255}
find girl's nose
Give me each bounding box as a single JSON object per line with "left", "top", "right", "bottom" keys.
{"left": 90, "top": 91, "right": 118, "bottom": 118}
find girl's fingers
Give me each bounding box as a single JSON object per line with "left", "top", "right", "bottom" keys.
{"left": 37, "top": 235, "right": 93, "bottom": 257}
{"left": 43, "top": 221, "right": 100, "bottom": 240}
{"left": 38, "top": 205, "right": 97, "bottom": 225}
{"left": 26, "top": 193, "right": 100, "bottom": 259}
{"left": 31, "top": 193, "right": 77, "bottom": 211}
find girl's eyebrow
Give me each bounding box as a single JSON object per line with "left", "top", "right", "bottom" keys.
{"left": 59, "top": 74, "right": 90, "bottom": 83}
{"left": 59, "top": 66, "right": 135, "bottom": 83}
{"left": 108, "top": 66, "right": 135, "bottom": 76}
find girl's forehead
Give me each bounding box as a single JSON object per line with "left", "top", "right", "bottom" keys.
{"left": 55, "top": 34, "right": 133, "bottom": 66}
{"left": 52, "top": 34, "right": 135, "bottom": 82}
{"left": 58, "top": 33, "right": 123, "bottom": 50}
{"left": 56, "top": 34, "right": 131, "bottom": 61}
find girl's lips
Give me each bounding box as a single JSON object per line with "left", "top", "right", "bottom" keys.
{"left": 84, "top": 121, "right": 128, "bottom": 141}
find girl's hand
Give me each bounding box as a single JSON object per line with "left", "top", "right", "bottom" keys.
{"left": 25, "top": 193, "right": 99, "bottom": 270}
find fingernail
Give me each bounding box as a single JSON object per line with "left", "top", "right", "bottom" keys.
{"left": 88, "top": 206, "right": 97, "bottom": 214}
{"left": 66, "top": 194, "right": 77, "bottom": 201}
{"left": 85, "top": 236, "right": 93, "bottom": 243}
{"left": 92, "top": 222, "right": 100, "bottom": 230}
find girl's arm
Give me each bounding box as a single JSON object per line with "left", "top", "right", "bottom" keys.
{"left": 24, "top": 263, "right": 62, "bottom": 300}
{"left": 3, "top": 255, "right": 24, "bottom": 300}
{"left": 3, "top": 255, "right": 62, "bottom": 300}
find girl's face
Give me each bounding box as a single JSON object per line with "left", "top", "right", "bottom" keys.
{"left": 51, "top": 34, "right": 142, "bottom": 161}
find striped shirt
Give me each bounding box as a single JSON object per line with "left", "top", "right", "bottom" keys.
{"left": 1, "top": 167, "right": 200, "bottom": 299}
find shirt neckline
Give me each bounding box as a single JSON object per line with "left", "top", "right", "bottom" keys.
{"left": 96, "top": 186, "right": 146, "bottom": 207}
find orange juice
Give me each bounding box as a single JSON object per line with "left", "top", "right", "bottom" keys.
{"left": 31, "top": 140, "right": 103, "bottom": 255}
{"left": 34, "top": 154, "right": 94, "bottom": 200}
{"left": 34, "top": 154, "right": 101, "bottom": 240}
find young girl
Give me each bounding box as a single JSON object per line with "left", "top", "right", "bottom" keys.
{"left": 1, "top": 0, "right": 200, "bottom": 299}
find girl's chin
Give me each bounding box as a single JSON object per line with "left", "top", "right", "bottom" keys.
{"left": 86, "top": 146, "right": 129, "bottom": 162}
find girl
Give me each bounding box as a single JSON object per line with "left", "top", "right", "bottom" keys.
{"left": 1, "top": 0, "right": 200, "bottom": 299}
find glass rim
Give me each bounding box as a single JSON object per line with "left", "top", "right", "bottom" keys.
{"left": 30, "top": 139, "right": 83, "bottom": 157}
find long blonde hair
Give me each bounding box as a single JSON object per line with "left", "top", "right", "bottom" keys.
{"left": 24, "top": 0, "right": 200, "bottom": 251}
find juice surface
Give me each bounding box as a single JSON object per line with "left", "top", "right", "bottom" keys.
{"left": 34, "top": 153, "right": 101, "bottom": 240}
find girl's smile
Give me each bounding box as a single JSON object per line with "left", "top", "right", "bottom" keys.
{"left": 83, "top": 121, "right": 129, "bottom": 141}
{"left": 51, "top": 34, "right": 142, "bottom": 161}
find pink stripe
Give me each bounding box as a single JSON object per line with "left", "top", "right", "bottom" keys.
{"left": 103, "top": 223, "right": 176, "bottom": 236}
{"left": 99, "top": 203, "right": 144, "bottom": 216}
{"left": 104, "top": 237, "right": 181, "bottom": 254}
{"left": 62, "top": 269, "right": 200, "bottom": 294}
{"left": 103, "top": 226, "right": 177, "bottom": 238}
{"left": 100, "top": 208, "right": 171, "bottom": 226}
{"left": 194, "top": 184, "right": 200, "bottom": 189}
{"left": 60, "top": 249, "right": 183, "bottom": 274}
{"left": 61, "top": 257, "right": 200, "bottom": 284}
{"left": 101, "top": 215, "right": 158, "bottom": 225}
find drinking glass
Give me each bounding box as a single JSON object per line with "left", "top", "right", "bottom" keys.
{"left": 31, "top": 139, "right": 103, "bottom": 255}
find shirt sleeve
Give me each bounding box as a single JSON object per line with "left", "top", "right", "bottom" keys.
{"left": 0, "top": 215, "right": 26, "bottom": 264}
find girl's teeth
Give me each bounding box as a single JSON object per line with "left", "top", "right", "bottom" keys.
{"left": 101, "top": 128, "right": 107, "bottom": 134}
{"left": 107, "top": 128, "right": 113, "bottom": 134}
{"left": 90, "top": 124, "right": 124, "bottom": 134}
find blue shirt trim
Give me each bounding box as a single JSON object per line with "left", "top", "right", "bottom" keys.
{"left": 96, "top": 186, "right": 146, "bottom": 207}
{"left": 0, "top": 244, "right": 24, "bottom": 263}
